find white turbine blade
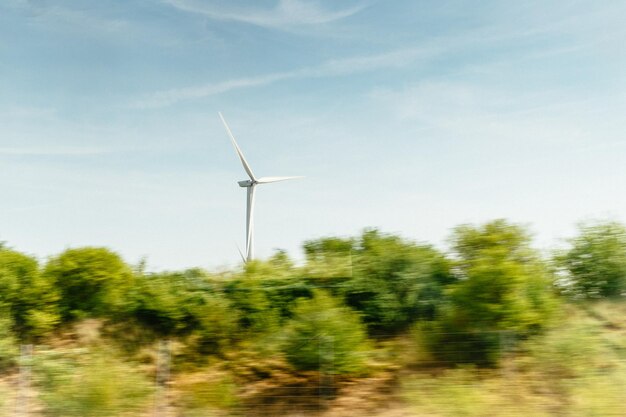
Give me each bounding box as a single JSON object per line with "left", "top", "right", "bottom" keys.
{"left": 235, "top": 244, "right": 246, "bottom": 263}
{"left": 256, "top": 176, "right": 304, "bottom": 184}
{"left": 218, "top": 112, "right": 256, "bottom": 181}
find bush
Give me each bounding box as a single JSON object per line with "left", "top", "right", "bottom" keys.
{"left": 430, "top": 220, "right": 556, "bottom": 365}
{"left": 556, "top": 220, "right": 626, "bottom": 298}
{"left": 131, "top": 270, "right": 238, "bottom": 356}
{"left": 233, "top": 253, "right": 314, "bottom": 323}
{"left": 33, "top": 347, "right": 153, "bottom": 417}
{"left": 0, "top": 248, "right": 59, "bottom": 338}
{"left": 223, "top": 276, "right": 280, "bottom": 335}
{"left": 189, "top": 294, "right": 239, "bottom": 355}
{"left": 132, "top": 270, "right": 206, "bottom": 335}
{"left": 282, "top": 290, "right": 370, "bottom": 374}
{"left": 343, "top": 229, "right": 454, "bottom": 333}
{"left": 44, "top": 248, "right": 133, "bottom": 320}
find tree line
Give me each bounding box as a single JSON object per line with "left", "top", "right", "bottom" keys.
{"left": 0, "top": 219, "right": 625, "bottom": 372}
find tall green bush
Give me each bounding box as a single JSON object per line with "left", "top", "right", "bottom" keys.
{"left": 429, "top": 220, "right": 556, "bottom": 365}
{"left": 223, "top": 276, "right": 280, "bottom": 334}
{"left": 282, "top": 290, "right": 370, "bottom": 374}
{"left": 44, "top": 247, "right": 133, "bottom": 320}
{"left": 131, "top": 270, "right": 238, "bottom": 355}
{"left": 556, "top": 220, "right": 626, "bottom": 298}
{"left": 0, "top": 248, "right": 59, "bottom": 338}
{"left": 343, "top": 229, "right": 454, "bottom": 333}
{"left": 132, "top": 270, "right": 204, "bottom": 335}
{"left": 237, "top": 253, "right": 313, "bottom": 321}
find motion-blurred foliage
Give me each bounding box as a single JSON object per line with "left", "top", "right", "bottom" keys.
{"left": 0, "top": 220, "right": 626, "bottom": 376}
{"left": 177, "top": 372, "right": 239, "bottom": 416}
{"left": 0, "top": 247, "right": 59, "bottom": 338}
{"left": 0, "top": 312, "right": 17, "bottom": 369}
{"left": 425, "top": 220, "right": 557, "bottom": 364}
{"left": 282, "top": 290, "right": 370, "bottom": 374}
{"left": 556, "top": 220, "right": 626, "bottom": 298}
{"left": 305, "top": 230, "right": 455, "bottom": 334}
{"left": 33, "top": 347, "right": 153, "bottom": 417}
{"left": 43, "top": 247, "right": 134, "bottom": 321}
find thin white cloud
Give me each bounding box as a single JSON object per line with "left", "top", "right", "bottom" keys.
{"left": 49, "top": 9, "right": 129, "bottom": 34}
{"left": 0, "top": 147, "right": 116, "bottom": 156}
{"left": 369, "top": 80, "right": 626, "bottom": 160}
{"left": 5, "top": 0, "right": 137, "bottom": 38}
{"left": 130, "top": 11, "right": 606, "bottom": 110}
{"left": 163, "top": 0, "right": 365, "bottom": 29}
{"left": 132, "top": 72, "right": 293, "bottom": 109}
{"left": 132, "top": 46, "right": 437, "bottom": 108}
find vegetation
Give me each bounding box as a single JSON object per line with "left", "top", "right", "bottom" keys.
{"left": 343, "top": 229, "right": 454, "bottom": 333}
{"left": 0, "top": 248, "right": 59, "bottom": 339}
{"left": 0, "top": 219, "right": 623, "bottom": 415}
{"left": 282, "top": 290, "right": 369, "bottom": 374}
{"left": 403, "top": 302, "right": 626, "bottom": 417}
{"left": 43, "top": 247, "right": 133, "bottom": 320}
{"left": 425, "top": 220, "right": 557, "bottom": 364}
{"left": 556, "top": 220, "right": 626, "bottom": 298}
{"left": 33, "top": 347, "right": 153, "bottom": 417}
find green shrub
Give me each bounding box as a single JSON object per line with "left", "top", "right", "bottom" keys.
{"left": 223, "top": 276, "right": 280, "bottom": 335}
{"left": 430, "top": 220, "right": 556, "bottom": 365}
{"left": 188, "top": 294, "right": 239, "bottom": 355}
{"left": 282, "top": 290, "right": 370, "bottom": 374}
{"left": 0, "top": 248, "right": 59, "bottom": 338}
{"left": 132, "top": 270, "right": 209, "bottom": 335}
{"left": 556, "top": 220, "right": 626, "bottom": 298}
{"left": 130, "top": 270, "right": 239, "bottom": 358}
{"left": 33, "top": 347, "right": 153, "bottom": 417}
{"left": 44, "top": 248, "right": 133, "bottom": 320}
{"left": 343, "top": 229, "right": 454, "bottom": 333}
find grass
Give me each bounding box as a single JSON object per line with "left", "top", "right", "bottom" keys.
{"left": 401, "top": 301, "right": 626, "bottom": 417}
{"left": 0, "top": 300, "right": 623, "bottom": 416}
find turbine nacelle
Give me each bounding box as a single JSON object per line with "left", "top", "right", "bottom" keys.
{"left": 238, "top": 180, "right": 254, "bottom": 187}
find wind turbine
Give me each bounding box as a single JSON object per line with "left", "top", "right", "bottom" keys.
{"left": 219, "top": 112, "right": 302, "bottom": 262}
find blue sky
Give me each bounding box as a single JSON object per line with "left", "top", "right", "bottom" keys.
{"left": 2, "top": 0, "right": 626, "bottom": 270}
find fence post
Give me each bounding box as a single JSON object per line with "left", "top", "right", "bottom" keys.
{"left": 14, "top": 344, "right": 33, "bottom": 417}
{"left": 153, "top": 339, "right": 171, "bottom": 417}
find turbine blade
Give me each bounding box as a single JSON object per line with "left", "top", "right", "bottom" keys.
{"left": 236, "top": 244, "right": 246, "bottom": 263}
{"left": 256, "top": 176, "right": 304, "bottom": 184}
{"left": 218, "top": 112, "right": 256, "bottom": 181}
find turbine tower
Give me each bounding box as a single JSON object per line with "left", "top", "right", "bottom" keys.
{"left": 219, "top": 112, "right": 302, "bottom": 262}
